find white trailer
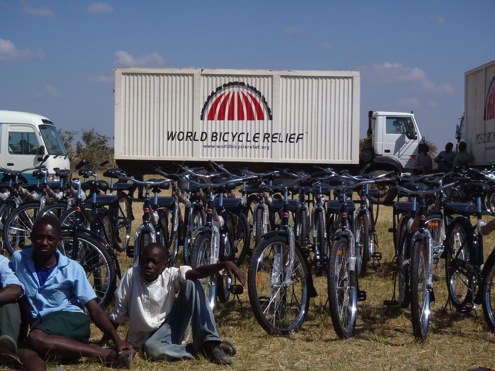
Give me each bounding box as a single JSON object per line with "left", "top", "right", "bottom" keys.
{"left": 114, "top": 68, "right": 424, "bottom": 201}
{"left": 456, "top": 60, "right": 495, "bottom": 166}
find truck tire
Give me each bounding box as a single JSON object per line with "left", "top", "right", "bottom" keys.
{"left": 367, "top": 169, "right": 397, "bottom": 204}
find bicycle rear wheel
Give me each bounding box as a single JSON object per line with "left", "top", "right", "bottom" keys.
{"left": 397, "top": 216, "right": 411, "bottom": 308}
{"left": 312, "top": 209, "right": 327, "bottom": 275}
{"left": 327, "top": 235, "right": 358, "bottom": 339}
{"left": 355, "top": 211, "right": 370, "bottom": 277}
{"left": 226, "top": 211, "right": 250, "bottom": 266}
{"left": 444, "top": 217, "right": 475, "bottom": 312}
{"left": 3, "top": 202, "right": 41, "bottom": 254}
{"left": 115, "top": 192, "right": 133, "bottom": 252}
{"left": 425, "top": 214, "right": 445, "bottom": 282}
{"left": 410, "top": 239, "right": 431, "bottom": 340}
{"left": 248, "top": 235, "right": 309, "bottom": 335}
{"left": 158, "top": 207, "right": 179, "bottom": 266}
{"left": 183, "top": 207, "right": 206, "bottom": 266}
{"left": 59, "top": 229, "right": 116, "bottom": 308}
{"left": 192, "top": 231, "right": 217, "bottom": 310}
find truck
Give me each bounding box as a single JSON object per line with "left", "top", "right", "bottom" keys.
{"left": 0, "top": 110, "right": 70, "bottom": 183}
{"left": 114, "top": 68, "right": 425, "bottom": 202}
{"left": 456, "top": 60, "right": 495, "bottom": 167}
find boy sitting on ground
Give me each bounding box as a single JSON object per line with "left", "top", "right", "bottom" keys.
{"left": 10, "top": 215, "right": 135, "bottom": 370}
{"left": 103, "top": 242, "right": 245, "bottom": 365}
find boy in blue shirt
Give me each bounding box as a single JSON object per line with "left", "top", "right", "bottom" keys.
{"left": 10, "top": 215, "right": 134, "bottom": 370}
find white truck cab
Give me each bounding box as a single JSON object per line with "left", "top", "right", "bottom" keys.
{"left": 363, "top": 111, "right": 422, "bottom": 173}
{"left": 0, "top": 110, "right": 70, "bottom": 183}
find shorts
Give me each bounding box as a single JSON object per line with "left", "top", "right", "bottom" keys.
{"left": 31, "top": 311, "right": 91, "bottom": 344}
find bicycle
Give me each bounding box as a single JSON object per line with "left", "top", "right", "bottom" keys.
{"left": 247, "top": 170, "right": 315, "bottom": 335}
{"left": 442, "top": 167, "right": 495, "bottom": 332}
{"left": 186, "top": 167, "right": 253, "bottom": 310}
{"left": 392, "top": 176, "right": 454, "bottom": 339}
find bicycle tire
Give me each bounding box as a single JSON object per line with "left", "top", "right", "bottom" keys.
{"left": 192, "top": 231, "right": 217, "bottom": 310}
{"left": 227, "top": 211, "right": 250, "bottom": 266}
{"left": 355, "top": 211, "right": 371, "bottom": 277}
{"left": 133, "top": 227, "right": 155, "bottom": 267}
{"left": 327, "top": 235, "right": 358, "bottom": 339}
{"left": 254, "top": 206, "right": 264, "bottom": 248}
{"left": 159, "top": 207, "right": 179, "bottom": 266}
{"left": 38, "top": 202, "right": 70, "bottom": 220}
{"left": 183, "top": 207, "right": 206, "bottom": 266}
{"left": 247, "top": 235, "right": 309, "bottom": 335}
{"left": 397, "top": 216, "right": 411, "bottom": 308}
{"left": 115, "top": 192, "right": 133, "bottom": 252}
{"left": 410, "top": 238, "right": 431, "bottom": 340}
{"left": 482, "top": 258, "right": 495, "bottom": 332}
{"left": 425, "top": 213, "right": 445, "bottom": 282}
{"left": 3, "top": 202, "right": 41, "bottom": 255}
{"left": 217, "top": 230, "right": 232, "bottom": 303}
{"left": 313, "top": 209, "right": 327, "bottom": 275}
{"left": 59, "top": 229, "right": 116, "bottom": 309}
{"left": 295, "top": 208, "right": 308, "bottom": 248}
{"left": 444, "top": 217, "right": 475, "bottom": 312}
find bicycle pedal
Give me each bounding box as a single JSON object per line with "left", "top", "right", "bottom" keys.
{"left": 358, "top": 290, "right": 367, "bottom": 301}
{"left": 371, "top": 252, "right": 382, "bottom": 261}
{"left": 126, "top": 246, "right": 134, "bottom": 258}
{"left": 230, "top": 284, "right": 244, "bottom": 295}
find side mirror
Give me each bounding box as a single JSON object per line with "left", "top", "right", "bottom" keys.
{"left": 37, "top": 145, "right": 46, "bottom": 155}
{"left": 405, "top": 122, "right": 417, "bottom": 140}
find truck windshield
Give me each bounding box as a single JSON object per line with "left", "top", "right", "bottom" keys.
{"left": 39, "top": 123, "right": 68, "bottom": 156}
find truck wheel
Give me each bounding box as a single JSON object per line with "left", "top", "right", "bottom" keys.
{"left": 367, "top": 169, "right": 397, "bottom": 204}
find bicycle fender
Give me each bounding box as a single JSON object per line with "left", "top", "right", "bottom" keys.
{"left": 196, "top": 225, "right": 212, "bottom": 235}
{"left": 261, "top": 230, "right": 289, "bottom": 240}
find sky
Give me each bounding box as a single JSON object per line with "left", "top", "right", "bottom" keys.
{"left": 0, "top": 0, "right": 494, "bottom": 151}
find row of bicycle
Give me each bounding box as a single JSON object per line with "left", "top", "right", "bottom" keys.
{"left": 3, "top": 158, "right": 495, "bottom": 342}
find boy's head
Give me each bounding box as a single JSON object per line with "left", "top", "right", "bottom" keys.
{"left": 30, "top": 215, "right": 62, "bottom": 260}
{"left": 140, "top": 243, "right": 168, "bottom": 282}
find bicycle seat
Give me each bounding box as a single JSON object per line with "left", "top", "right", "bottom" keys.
{"left": 214, "top": 197, "right": 243, "bottom": 209}
{"left": 393, "top": 201, "right": 414, "bottom": 214}
{"left": 147, "top": 179, "right": 170, "bottom": 190}
{"left": 82, "top": 179, "right": 109, "bottom": 193}
{"left": 157, "top": 196, "right": 175, "bottom": 208}
{"left": 326, "top": 176, "right": 358, "bottom": 187}
{"left": 92, "top": 194, "right": 118, "bottom": 207}
{"left": 444, "top": 202, "right": 478, "bottom": 215}
{"left": 103, "top": 168, "right": 126, "bottom": 179}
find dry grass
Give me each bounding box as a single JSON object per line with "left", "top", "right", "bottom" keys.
{"left": 5, "top": 201, "right": 495, "bottom": 370}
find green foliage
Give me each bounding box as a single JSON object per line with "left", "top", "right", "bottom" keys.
{"left": 58, "top": 128, "right": 114, "bottom": 169}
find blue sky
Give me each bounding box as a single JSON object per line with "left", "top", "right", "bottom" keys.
{"left": 1, "top": 0, "right": 494, "bottom": 150}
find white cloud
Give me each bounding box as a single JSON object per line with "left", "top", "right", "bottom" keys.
{"left": 285, "top": 26, "right": 305, "bottom": 36}
{"left": 321, "top": 42, "right": 335, "bottom": 50}
{"left": 0, "top": 38, "right": 45, "bottom": 61}
{"left": 433, "top": 15, "right": 445, "bottom": 25}
{"left": 89, "top": 74, "right": 113, "bottom": 83}
{"left": 114, "top": 50, "right": 165, "bottom": 67}
{"left": 33, "top": 85, "right": 60, "bottom": 98}
{"left": 361, "top": 62, "right": 454, "bottom": 94}
{"left": 87, "top": 2, "right": 114, "bottom": 14}
{"left": 21, "top": 0, "right": 54, "bottom": 16}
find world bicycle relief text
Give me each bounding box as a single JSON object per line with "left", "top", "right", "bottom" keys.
{"left": 167, "top": 131, "right": 304, "bottom": 144}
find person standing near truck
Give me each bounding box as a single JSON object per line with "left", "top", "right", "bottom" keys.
{"left": 415, "top": 143, "right": 433, "bottom": 174}
{"left": 453, "top": 141, "right": 473, "bottom": 168}
{"left": 434, "top": 142, "right": 456, "bottom": 171}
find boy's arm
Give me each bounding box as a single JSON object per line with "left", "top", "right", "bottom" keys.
{"left": 186, "top": 261, "right": 246, "bottom": 286}
{"left": 0, "top": 284, "right": 23, "bottom": 305}
{"left": 86, "top": 299, "right": 133, "bottom": 354}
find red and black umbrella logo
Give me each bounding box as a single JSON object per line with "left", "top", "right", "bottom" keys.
{"left": 201, "top": 82, "right": 272, "bottom": 121}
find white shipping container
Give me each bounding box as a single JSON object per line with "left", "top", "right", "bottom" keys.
{"left": 114, "top": 68, "right": 360, "bottom": 168}
{"left": 463, "top": 60, "right": 495, "bottom": 166}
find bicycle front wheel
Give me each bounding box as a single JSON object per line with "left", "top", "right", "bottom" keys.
{"left": 327, "top": 235, "right": 358, "bottom": 339}
{"left": 410, "top": 239, "right": 431, "bottom": 340}
{"left": 59, "top": 230, "right": 116, "bottom": 308}
{"left": 482, "top": 258, "right": 495, "bottom": 332}
{"left": 248, "top": 235, "right": 309, "bottom": 336}
{"left": 397, "top": 216, "right": 411, "bottom": 308}
{"left": 192, "top": 231, "right": 217, "bottom": 310}
{"left": 313, "top": 209, "right": 327, "bottom": 275}
{"left": 444, "top": 217, "right": 475, "bottom": 312}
